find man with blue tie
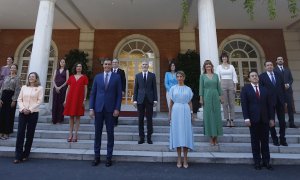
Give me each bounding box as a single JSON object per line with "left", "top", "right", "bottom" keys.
{"left": 241, "top": 71, "right": 275, "bottom": 170}
{"left": 259, "top": 61, "right": 287, "bottom": 146}
{"left": 89, "top": 59, "right": 122, "bottom": 167}
{"left": 133, "top": 61, "right": 158, "bottom": 144}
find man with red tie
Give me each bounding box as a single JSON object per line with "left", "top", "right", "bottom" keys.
{"left": 241, "top": 71, "right": 275, "bottom": 170}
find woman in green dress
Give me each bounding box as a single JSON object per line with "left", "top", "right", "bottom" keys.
{"left": 199, "top": 60, "right": 224, "bottom": 146}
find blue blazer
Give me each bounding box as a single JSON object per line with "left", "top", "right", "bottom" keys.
{"left": 259, "top": 71, "right": 286, "bottom": 106}
{"left": 89, "top": 72, "right": 122, "bottom": 113}
{"left": 241, "top": 84, "right": 274, "bottom": 123}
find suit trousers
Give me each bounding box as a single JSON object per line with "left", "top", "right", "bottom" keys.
{"left": 286, "top": 91, "right": 295, "bottom": 124}
{"left": 220, "top": 79, "right": 235, "bottom": 120}
{"left": 270, "top": 99, "right": 286, "bottom": 142}
{"left": 137, "top": 98, "right": 153, "bottom": 139}
{"left": 249, "top": 120, "right": 270, "bottom": 164}
{"left": 94, "top": 110, "right": 114, "bottom": 160}
{"left": 15, "top": 112, "right": 38, "bottom": 160}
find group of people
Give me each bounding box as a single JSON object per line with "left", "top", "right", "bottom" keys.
{"left": 0, "top": 53, "right": 296, "bottom": 169}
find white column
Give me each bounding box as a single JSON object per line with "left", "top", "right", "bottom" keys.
{"left": 198, "top": 0, "right": 219, "bottom": 73}
{"left": 28, "top": 0, "right": 57, "bottom": 89}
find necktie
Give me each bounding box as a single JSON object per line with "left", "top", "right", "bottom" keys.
{"left": 255, "top": 86, "right": 260, "bottom": 99}
{"left": 271, "top": 72, "right": 276, "bottom": 85}
{"left": 143, "top": 73, "right": 146, "bottom": 83}
{"left": 105, "top": 73, "right": 109, "bottom": 90}
{"left": 280, "top": 67, "right": 284, "bottom": 73}
{"left": 114, "top": 69, "right": 117, "bottom": 73}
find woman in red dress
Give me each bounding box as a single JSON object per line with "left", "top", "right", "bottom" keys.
{"left": 64, "top": 63, "right": 88, "bottom": 142}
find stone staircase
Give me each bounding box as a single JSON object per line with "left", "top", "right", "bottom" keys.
{"left": 0, "top": 113, "right": 300, "bottom": 165}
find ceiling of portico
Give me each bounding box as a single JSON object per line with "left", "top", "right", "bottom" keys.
{"left": 0, "top": 0, "right": 300, "bottom": 30}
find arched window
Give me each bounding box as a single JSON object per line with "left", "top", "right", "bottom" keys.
{"left": 114, "top": 38, "right": 158, "bottom": 111}
{"left": 221, "top": 39, "right": 261, "bottom": 105}
{"left": 19, "top": 43, "right": 57, "bottom": 103}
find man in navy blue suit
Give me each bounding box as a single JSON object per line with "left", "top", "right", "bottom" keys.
{"left": 241, "top": 71, "right": 275, "bottom": 170}
{"left": 274, "top": 56, "right": 297, "bottom": 128}
{"left": 259, "top": 61, "right": 287, "bottom": 146}
{"left": 89, "top": 59, "right": 122, "bottom": 167}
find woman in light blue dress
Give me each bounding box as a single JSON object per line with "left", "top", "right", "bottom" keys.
{"left": 164, "top": 61, "right": 178, "bottom": 110}
{"left": 169, "top": 71, "right": 194, "bottom": 168}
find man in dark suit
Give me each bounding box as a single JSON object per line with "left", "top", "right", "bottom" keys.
{"left": 133, "top": 61, "right": 157, "bottom": 144}
{"left": 89, "top": 59, "right": 122, "bottom": 167}
{"left": 274, "top": 56, "right": 297, "bottom": 128}
{"left": 259, "top": 61, "right": 288, "bottom": 146}
{"left": 241, "top": 71, "right": 275, "bottom": 170}
{"left": 112, "top": 59, "right": 126, "bottom": 126}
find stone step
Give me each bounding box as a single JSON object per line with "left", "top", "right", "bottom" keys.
{"left": 1, "top": 138, "right": 300, "bottom": 154}
{"left": 21, "top": 123, "right": 300, "bottom": 135}
{"left": 7, "top": 130, "right": 300, "bottom": 144}
{"left": 0, "top": 146, "right": 299, "bottom": 165}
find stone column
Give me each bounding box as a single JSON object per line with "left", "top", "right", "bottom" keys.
{"left": 28, "top": 0, "right": 57, "bottom": 89}
{"left": 198, "top": 0, "right": 219, "bottom": 72}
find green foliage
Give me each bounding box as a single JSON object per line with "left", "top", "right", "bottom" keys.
{"left": 176, "top": 50, "right": 201, "bottom": 111}
{"left": 230, "top": 0, "right": 298, "bottom": 20}
{"left": 181, "top": 0, "right": 189, "bottom": 25}
{"left": 64, "top": 49, "right": 93, "bottom": 97}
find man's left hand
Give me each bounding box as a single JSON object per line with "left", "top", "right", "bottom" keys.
{"left": 113, "top": 110, "right": 120, "bottom": 117}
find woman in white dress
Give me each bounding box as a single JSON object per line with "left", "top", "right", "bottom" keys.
{"left": 169, "top": 71, "right": 194, "bottom": 168}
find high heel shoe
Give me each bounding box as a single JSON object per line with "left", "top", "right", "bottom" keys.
{"left": 177, "top": 162, "right": 182, "bottom": 168}
{"left": 72, "top": 136, "right": 78, "bottom": 142}
{"left": 183, "top": 163, "right": 189, "bottom": 168}
{"left": 67, "top": 135, "right": 73, "bottom": 142}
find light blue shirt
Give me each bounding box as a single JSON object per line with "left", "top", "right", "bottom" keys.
{"left": 164, "top": 72, "right": 178, "bottom": 92}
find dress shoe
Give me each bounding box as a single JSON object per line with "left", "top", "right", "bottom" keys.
{"left": 272, "top": 140, "right": 280, "bottom": 146}
{"left": 147, "top": 139, "right": 153, "bottom": 144}
{"left": 254, "top": 163, "right": 261, "bottom": 170}
{"left": 280, "top": 141, "right": 288, "bottom": 146}
{"left": 289, "top": 124, "right": 298, "bottom": 128}
{"left": 138, "top": 139, "right": 145, "bottom": 144}
{"left": 105, "top": 159, "right": 112, "bottom": 167}
{"left": 262, "top": 163, "right": 273, "bottom": 170}
{"left": 91, "top": 158, "right": 100, "bottom": 166}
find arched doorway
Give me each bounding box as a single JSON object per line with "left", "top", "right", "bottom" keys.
{"left": 219, "top": 37, "right": 264, "bottom": 106}
{"left": 114, "top": 35, "right": 160, "bottom": 111}
{"left": 15, "top": 37, "right": 58, "bottom": 104}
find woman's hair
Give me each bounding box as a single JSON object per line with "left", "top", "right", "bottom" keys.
{"left": 26, "top": 72, "right": 41, "bottom": 87}
{"left": 202, "top": 60, "right": 214, "bottom": 74}
{"left": 72, "top": 62, "right": 85, "bottom": 74}
{"left": 176, "top": 70, "right": 186, "bottom": 78}
{"left": 57, "top": 58, "right": 67, "bottom": 70}
{"left": 219, "top": 52, "right": 229, "bottom": 63}
{"left": 168, "top": 61, "right": 177, "bottom": 72}
{"left": 7, "top": 56, "right": 14, "bottom": 62}
{"left": 10, "top": 63, "right": 18, "bottom": 70}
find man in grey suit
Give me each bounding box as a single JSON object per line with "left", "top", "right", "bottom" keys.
{"left": 274, "top": 56, "right": 297, "bottom": 128}
{"left": 133, "top": 61, "right": 158, "bottom": 144}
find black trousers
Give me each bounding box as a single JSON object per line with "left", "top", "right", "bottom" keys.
{"left": 286, "top": 91, "right": 295, "bottom": 125}
{"left": 270, "top": 100, "right": 286, "bottom": 142}
{"left": 137, "top": 98, "right": 153, "bottom": 139}
{"left": 15, "top": 112, "right": 38, "bottom": 160}
{"left": 249, "top": 120, "right": 270, "bottom": 164}
{"left": 0, "top": 90, "right": 16, "bottom": 134}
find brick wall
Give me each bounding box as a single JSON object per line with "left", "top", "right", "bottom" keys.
{"left": 0, "top": 29, "right": 80, "bottom": 66}
{"left": 195, "top": 29, "right": 287, "bottom": 64}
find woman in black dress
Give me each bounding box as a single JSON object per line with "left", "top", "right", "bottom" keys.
{"left": 51, "top": 59, "right": 69, "bottom": 124}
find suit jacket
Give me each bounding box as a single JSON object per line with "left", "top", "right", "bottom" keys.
{"left": 89, "top": 72, "right": 122, "bottom": 112}
{"left": 112, "top": 68, "right": 126, "bottom": 93}
{"left": 241, "top": 84, "right": 274, "bottom": 123}
{"left": 133, "top": 72, "right": 158, "bottom": 104}
{"left": 259, "top": 71, "right": 286, "bottom": 106}
{"left": 274, "top": 66, "right": 293, "bottom": 93}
